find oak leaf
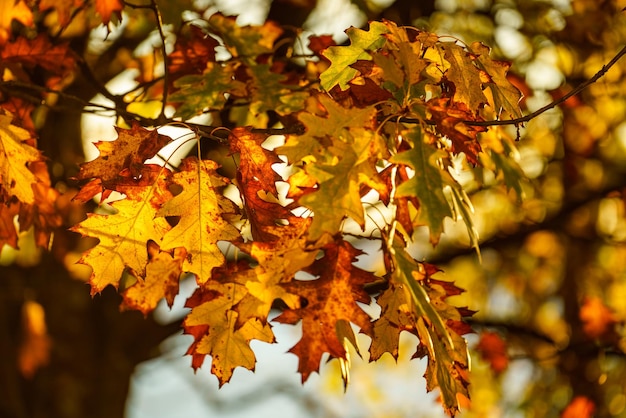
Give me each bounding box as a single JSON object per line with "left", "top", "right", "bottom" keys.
{"left": 121, "top": 243, "right": 185, "bottom": 315}
{"left": 0, "top": 0, "right": 33, "bottom": 44}
{"left": 230, "top": 218, "right": 317, "bottom": 326}
{"left": 428, "top": 98, "right": 486, "bottom": 165}
{"left": 169, "top": 62, "right": 245, "bottom": 120}
{"left": 299, "top": 130, "right": 387, "bottom": 241}
{"left": 320, "top": 21, "right": 389, "bottom": 91}
{"left": 184, "top": 281, "right": 274, "bottom": 386}
{"left": 168, "top": 24, "right": 218, "bottom": 77}
{"left": 95, "top": 0, "right": 123, "bottom": 25}
{"left": 275, "top": 239, "right": 376, "bottom": 382}
{"left": 470, "top": 42, "right": 523, "bottom": 119}
{"left": 75, "top": 123, "right": 172, "bottom": 201}
{"left": 71, "top": 166, "right": 173, "bottom": 294}
{"left": 207, "top": 13, "right": 283, "bottom": 62}
{"left": 390, "top": 128, "right": 453, "bottom": 245}
{"left": 0, "top": 111, "right": 41, "bottom": 204}
{"left": 157, "top": 158, "right": 240, "bottom": 283}
{"left": 440, "top": 42, "right": 488, "bottom": 113}
{"left": 1, "top": 34, "right": 76, "bottom": 89}
{"left": 393, "top": 242, "right": 470, "bottom": 416}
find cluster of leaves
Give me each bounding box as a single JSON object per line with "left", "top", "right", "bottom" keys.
{"left": 1, "top": 6, "right": 527, "bottom": 416}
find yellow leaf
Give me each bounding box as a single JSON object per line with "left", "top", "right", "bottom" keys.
{"left": 157, "top": 158, "right": 240, "bottom": 283}
{"left": 0, "top": 112, "right": 40, "bottom": 204}
{"left": 71, "top": 169, "right": 172, "bottom": 294}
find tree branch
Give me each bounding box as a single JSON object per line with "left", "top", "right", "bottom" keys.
{"left": 465, "top": 44, "right": 626, "bottom": 127}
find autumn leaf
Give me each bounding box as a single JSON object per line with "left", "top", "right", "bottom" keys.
{"left": 168, "top": 24, "right": 219, "bottom": 77}
{"left": 0, "top": 34, "right": 76, "bottom": 88}
{"left": 157, "top": 158, "right": 240, "bottom": 283}
{"left": 207, "top": 13, "right": 283, "bottom": 62}
{"left": 184, "top": 281, "right": 274, "bottom": 385}
{"left": 278, "top": 95, "right": 385, "bottom": 241}
{"left": 299, "top": 130, "right": 387, "bottom": 241}
{"left": 0, "top": 111, "right": 41, "bottom": 204}
{"left": 369, "top": 280, "right": 417, "bottom": 361}
{"left": 230, "top": 218, "right": 317, "bottom": 326}
{"left": 428, "top": 98, "right": 486, "bottom": 165}
{"left": 95, "top": 0, "right": 123, "bottom": 25}
{"left": 475, "top": 331, "right": 508, "bottom": 374}
{"left": 275, "top": 239, "right": 376, "bottom": 382}
{"left": 121, "top": 243, "right": 185, "bottom": 315}
{"left": 470, "top": 42, "right": 523, "bottom": 119}
{"left": 169, "top": 62, "right": 245, "bottom": 120}
{"left": 75, "top": 123, "right": 172, "bottom": 201}
{"left": 380, "top": 239, "right": 471, "bottom": 416}
{"left": 71, "top": 166, "right": 173, "bottom": 294}
{"left": 279, "top": 93, "right": 378, "bottom": 164}
{"left": 320, "top": 21, "right": 390, "bottom": 91}
{"left": 38, "top": 0, "right": 83, "bottom": 27}
{"left": 440, "top": 42, "right": 488, "bottom": 113}
{"left": 0, "top": 0, "right": 33, "bottom": 44}
{"left": 228, "top": 128, "right": 290, "bottom": 241}
{"left": 391, "top": 128, "right": 453, "bottom": 245}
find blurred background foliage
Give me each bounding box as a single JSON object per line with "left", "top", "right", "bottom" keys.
{"left": 3, "top": 0, "right": 626, "bottom": 417}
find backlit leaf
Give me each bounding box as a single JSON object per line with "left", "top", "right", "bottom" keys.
{"left": 320, "top": 21, "right": 390, "bottom": 91}
{"left": 275, "top": 239, "right": 376, "bottom": 381}
{"left": 0, "top": 111, "right": 41, "bottom": 204}
{"left": 157, "top": 158, "right": 240, "bottom": 283}
{"left": 71, "top": 167, "right": 172, "bottom": 294}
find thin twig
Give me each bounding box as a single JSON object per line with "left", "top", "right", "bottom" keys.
{"left": 150, "top": 0, "right": 169, "bottom": 121}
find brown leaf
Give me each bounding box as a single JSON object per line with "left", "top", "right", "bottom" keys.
{"left": 275, "top": 239, "right": 375, "bottom": 382}
{"left": 428, "top": 98, "right": 486, "bottom": 165}
{"left": 75, "top": 123, "right": 172, "bottom": 201}
{"left": 1, "top": 34, "right": 76, "bottom": 88}
{"left": 169, "top": 24, "right": 219, "bottom": 77}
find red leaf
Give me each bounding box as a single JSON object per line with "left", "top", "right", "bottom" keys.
{"left": 475, "top": 331, "right": 509, "bottom": 374}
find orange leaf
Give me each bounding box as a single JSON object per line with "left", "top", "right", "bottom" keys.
{"left": 475, "top": 331, "right": 509, "bottom": 374}
{"left": 18, "top": 300, "right": 51, "bottom": 378}
{"left": 0, "top": 0, "right": 33, "bottom": 44}
{"left": 580, "top": 297, "right": 617, "bottom": 340}
{"left": 38, "top": 0, "right": 84, "bottom": 27}
{"left": 95, "top": 0, "right": 123, "bottom": 25}
{"left": 275, "top": 239, "right": 376, "bottom": 381}
{"left": 561, "top": 396, "right": 595, "bottom": 418}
